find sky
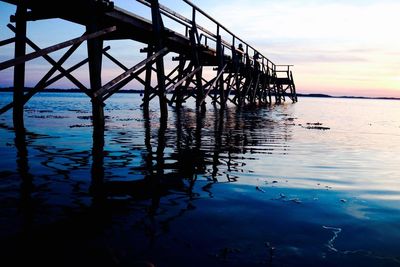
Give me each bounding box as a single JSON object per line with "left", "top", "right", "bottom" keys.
{"left": 0, "top": 0, "right": 400, "bottom": 97}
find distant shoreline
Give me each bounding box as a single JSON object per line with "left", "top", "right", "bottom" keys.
{"left": 0, "top": 87, "right": 399, "bottom": 101}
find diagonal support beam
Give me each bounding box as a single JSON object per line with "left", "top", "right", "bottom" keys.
{"left": 102, "top": 65, "right": 149, "bottom": 101}
{"left": 103, "top": 50, "right": 147, "bottom": 85}
{"left": 7, "top": 24, "right": 90, "bottom": 95}
{"left": 141, "top": 62, "right": 190, "bottom": 107}
{"left": 166, "top": 66, "right": 201, "bottom": 93}
{"left": 252, "top": 72, "right": 261, "bottom": 103}
{"left": 199, "top": 64, "right": 227, "bottom": 106}
{"left": 0, "top": 25, "right": 116, "bottom": 71}
{"left": 0, "top": 37, "right": 15, "bottom": 47}
{"left": 225, "top": 71, "right": 238, "bottom": 103}
{"left": 94, "top": 47, "right": 169, "bottom": 99}
{"left": 0, "top": 47, "right": 111, "bottom": 115}
{"left": 103, "top": 50, "right": 128, "bottom": 71}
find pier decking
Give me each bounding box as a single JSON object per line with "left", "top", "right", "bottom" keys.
{"left": 0, "top": 0, "right": 297, "bottom": 131}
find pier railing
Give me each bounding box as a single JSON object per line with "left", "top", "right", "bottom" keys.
{"left": 137, "top": 0, "right": 294, "bottom": 76}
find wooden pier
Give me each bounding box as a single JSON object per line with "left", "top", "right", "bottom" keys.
{"left": 0, "top": 0, "right": 297, "bottom": 131}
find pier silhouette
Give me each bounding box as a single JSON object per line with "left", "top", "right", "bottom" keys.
{"left": 0, "top": 0, "right": 297, "bottom": 133}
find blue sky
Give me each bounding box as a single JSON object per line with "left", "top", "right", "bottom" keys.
{"left": 1, "top": 0, "right": 399, "bottom": 97}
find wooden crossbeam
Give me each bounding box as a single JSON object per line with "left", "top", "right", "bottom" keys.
{"left": 225, "top": 72, "right": 238, "bottom": 102}
{"left": 103, "top": 50, "right": 128, "bottom": 71}
{"left": 148, "top": 61, "right": 192, "bottom": 104}
{"left": 0, "top": 25, "right": 116, "bottom": 71}
{"left": 0, "top": 37, "right": 15, "bottom": 47}
{"left": 143, "top": 74, "right": 180, "bottom": 105}
{"left": 243, "top": 76, "right": 254, "bottom": 100}
{"left": 252, "top": 73, "right": 261, "bottom": 102}
{"left": 199, "top": 64, "right": 227, "bottom": 106}
{"left": 102, "top": 50, "right": 177, "bottom": 101}
{"left": 102, "top": 70, "right": 143, "bottom": 101}
{"left": 94, "top": 47, "right": 169, "bottom": 99}
{"left": 150, "top": 65, "right": 179, "bottom": 85}
{"left": 28, "top": 42, "right": 85, "bottom": 96}
{"left": 166, "top": 66, "right": 201, "bottom": 93}
{"left": 7, "top": 24, "right": 90, "bottom": 95}
{"left": 102, "top": 66, "right": 149, "bottom": 101}
{"left": 142, "top": 63, "right": 188, "bottom": 106}
{"left": 0, "top": 47, "right": 111, "bottom": 115}
{"left": 43, "top": 54, "right": 96, "bottom": 89}
{"left": 103, "top": 49, "right": 146, "bottom": 85}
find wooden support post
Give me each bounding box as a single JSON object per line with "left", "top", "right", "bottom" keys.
{"left": 261, "top": 75, "right": 268, "bottom": 103}
{"left": 195, "top": 62, "right": 205, "bottom": 111}
{"left": 276, "top": 85, "right": 281, "bottom": 104}
{"left": 87, "top": 1, "right": 105, "bottom": 136}
{"left": 224, "top": 73, "right": 233, "bottom": 103}
{"left": 143, "top": 45, "right": 153, "bottom": 113}
{"left": 0, "top": 45, "right": 101, "bottom": 116}
{"left": 175, "top": 58, "right": 186, "bottom": 108}
{"left": 216, "top": 34, "right": 225, "bottom": 107}
{"left": 267, "top": 70, "right": 272, "bottom": 105}
{"left": 251, "top": 72, "right": 260, "bottom": 104}
{"left": 189, "top": 29, "right": 205, "bottom": 110}
{"left": 231, "top": 45, "right": 241, "bottom": 107}
{"left": 199, "top": 64, "right": 226, "bottom": 106}
{"left": 166, "top": 66, "right": 201, "bottom": 94}
{"left": 0, "top": 25, "right": 116, "bottom": 71}
{"left": 151, "top": 0, "right": 168, "bottom": 119}
{"left": 0, "top": 37, "right": 15, "bottom": 47}
{"left": 13, "top": 4, "right": 27, "bottom": 133}
{"left": 290, "top": 71, "right": 297, "bottom": 102}
{"left": 94, "top": 48, "right": 168, "bottom": 99}
{"left": 235, "top": 74, "right": 243, "bottom": 106}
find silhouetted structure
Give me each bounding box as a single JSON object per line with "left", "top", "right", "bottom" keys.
{"left": 237, "top": 43, "right": 244, "bottom": 64}
{"left": 0, "top": 0, "right": 297, "bottom": 131}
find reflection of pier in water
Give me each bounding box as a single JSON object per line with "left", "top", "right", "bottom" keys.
{"left": 0, "top": 103, "right": 295, "bottom": 265}
{"left": 101, "top": 105, "right": 293, "bottom": 202}
{"left": 3, "top": 105, "right": 294, "bottom": 205}
{"left": 5, "top": 104, "right": 293, "bottom": 208}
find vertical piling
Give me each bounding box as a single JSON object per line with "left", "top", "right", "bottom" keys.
{"left": 290, "top": 71, "right": 297, "bottom": 102}
{"left": 87, "top": 1, "right": 105, "bottom": 136}
{"left": 175, "top": 58, "right": 186, "bottom": 109}
{"left": 216, "top": 34, "right": 225, "bottom": 107}
{"left": 150, "top": 0, "right": 168, "bottom": 119}
{"left": 143, "top": 45, "right": 153, "bottom": 115}
{"left": 268, "top": 68, "right": 272, "bottom": 104}
{"left": 13, "top": 3, "right": 27, "bottom": 133}
{"left": 189, "top": 29, "right": 205, "bottom": 110}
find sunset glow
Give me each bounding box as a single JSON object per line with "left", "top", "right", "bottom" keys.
{"left": 0, "top": 0, "right": 399, "bottom": 97}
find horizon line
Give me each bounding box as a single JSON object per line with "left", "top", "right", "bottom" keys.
{"left": 0, "top": 87, "right": 399, "bottom": 101}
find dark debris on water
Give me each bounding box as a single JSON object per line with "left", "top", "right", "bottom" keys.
{"left": 298, "top": 122, "right": 331, "bottom": 130}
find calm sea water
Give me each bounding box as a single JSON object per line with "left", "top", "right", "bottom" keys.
{"left": 0, "top": 92, "right": 399, "bottom": 267}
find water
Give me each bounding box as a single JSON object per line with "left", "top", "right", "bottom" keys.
{"left": 0, "top": 92, "right": 399, "bottom": 267}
